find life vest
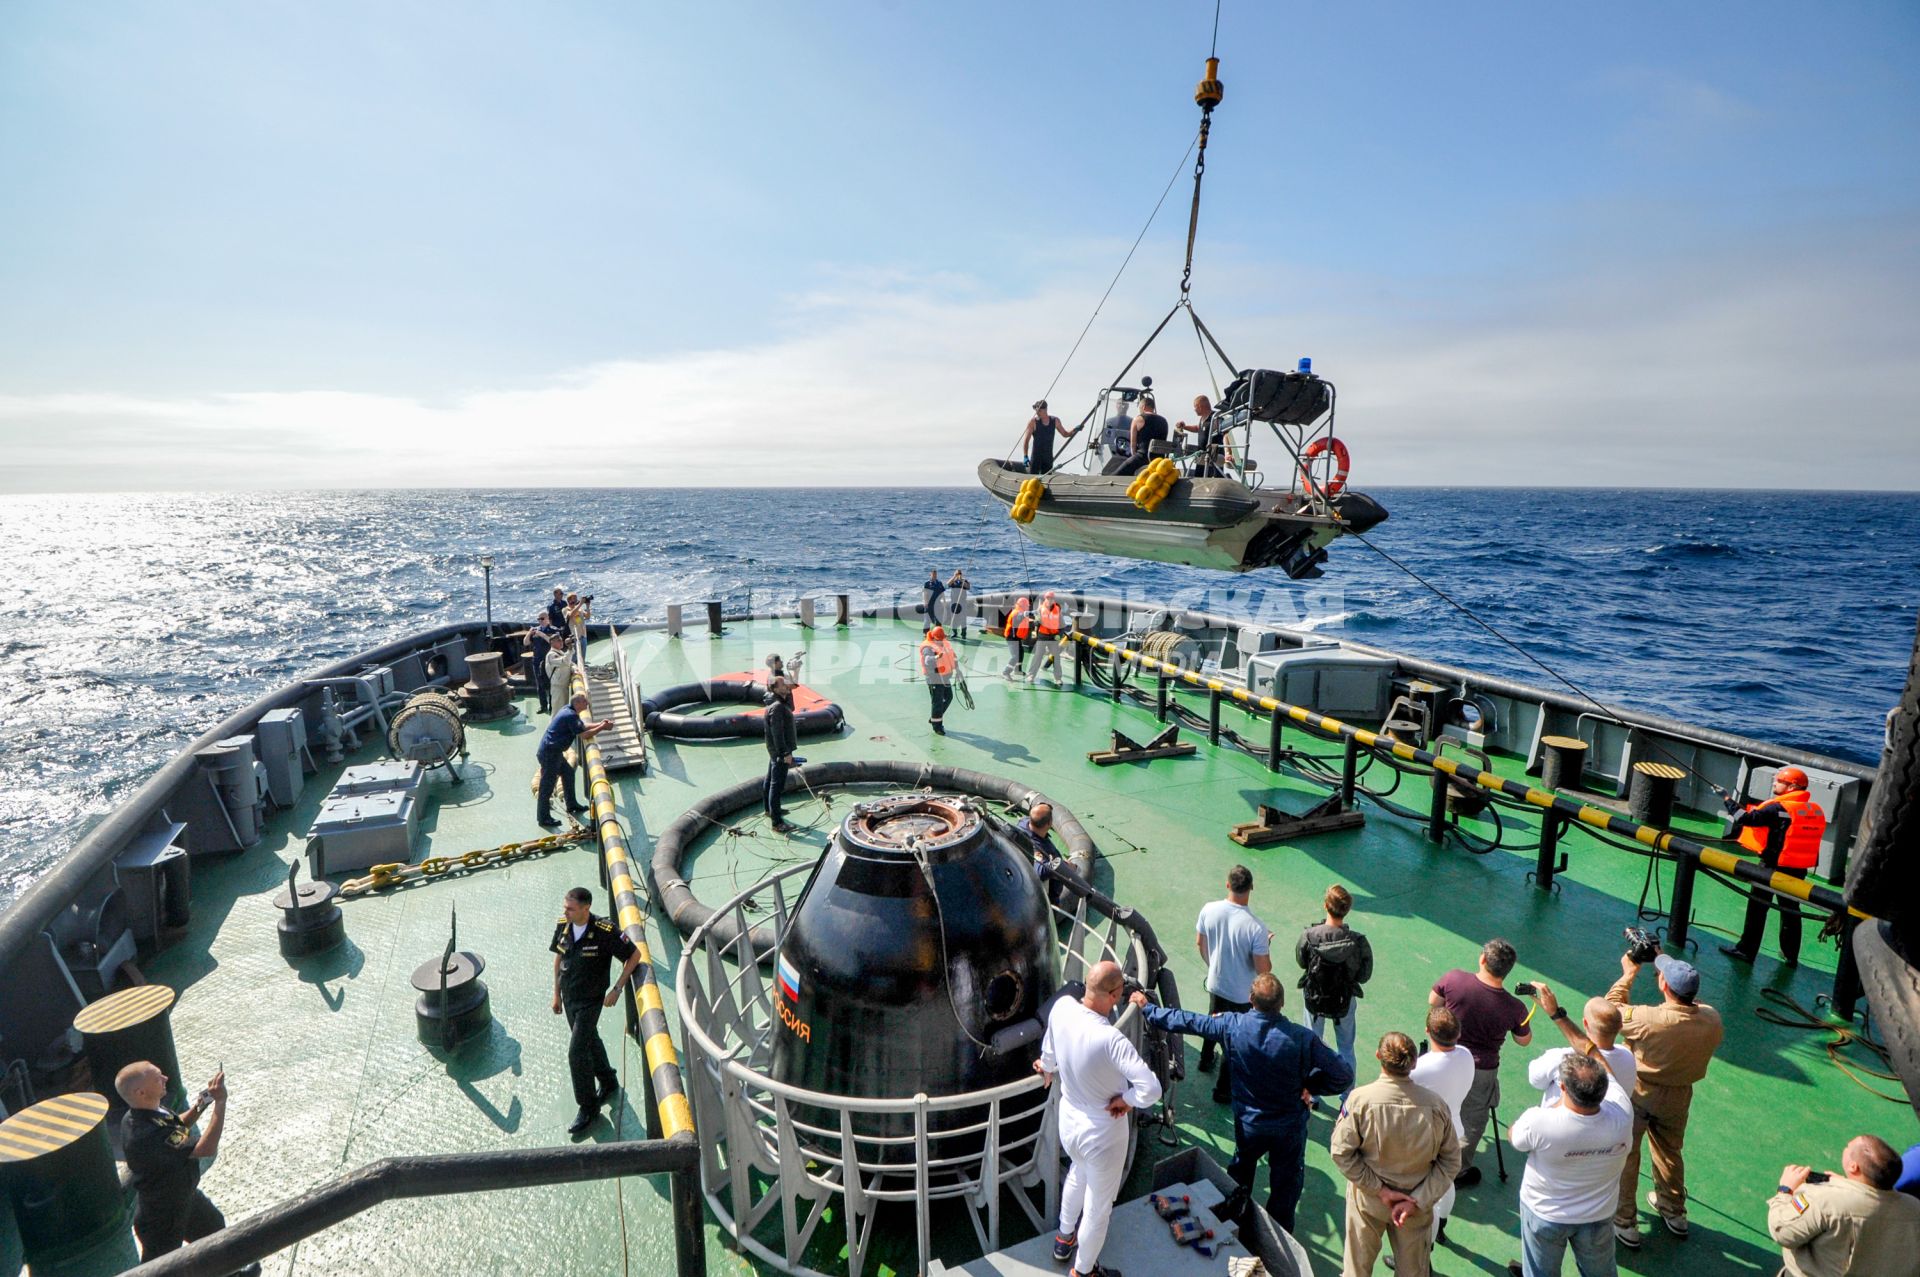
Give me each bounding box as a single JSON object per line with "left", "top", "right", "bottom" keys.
{"left": 919, "top": 637, "right": 955, "bottom": 676}
{"left": 1037, "top": 602, "right": 1062, "bottom": 636}
{"left": 1005, "top": 605, "right": 1032, "bottom": 640}
{"left": 1738, "top": 789, "right": 1826, "bottom": 868}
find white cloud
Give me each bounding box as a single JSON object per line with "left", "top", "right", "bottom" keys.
{"left": 2, "top": 223, "right": 1915, "bottom": 493}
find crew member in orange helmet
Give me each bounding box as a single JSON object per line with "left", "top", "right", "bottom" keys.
{"left": 919, "top": 625, "right": 958, "bottom": 736}
{"left": 1720, "top": 766, "right": 1827, "bottom": 966}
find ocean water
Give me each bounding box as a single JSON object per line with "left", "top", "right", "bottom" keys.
{"left": 1, "top": 486, "right": 1915, "bottom": 911}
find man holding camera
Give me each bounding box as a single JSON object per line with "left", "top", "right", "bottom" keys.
{"left": 1429, "top": 938, "right": 1532, "bottom": 1187}
{"left": 1604, "top": 943, "right": 1723, "bottom": 1247}
{"left": 116, "top": 1060, "right": 261, "bottom": 1273}
{"left": 1523, "top": 985, "right": 1637, "bottom": 1107}
{"left": 1768, "top": 1134, "right": 1920, "bottom": 1276}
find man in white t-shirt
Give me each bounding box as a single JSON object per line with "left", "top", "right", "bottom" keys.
{"left": 1507, "top": 1054, "right": 1632, "bottom": 1277}
{"left": 1195, "top": 864, "right": 1272, "bottom": 1104}
{"left": 1409, "top": 1006, "right": 1475, "bottom": 1252}
{"left": 1525, "top": 989, "right": 1637, "bottom": 1106}
{"left": 1036, "top": 960, "right": 1162, "bottom": 1277}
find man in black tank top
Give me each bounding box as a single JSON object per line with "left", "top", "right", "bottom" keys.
{"left": 1023, "top": 399, "right": 1073, "bottom": 474}
{"left": 1120, "top": 396, "right": 1169, "bottom": 476}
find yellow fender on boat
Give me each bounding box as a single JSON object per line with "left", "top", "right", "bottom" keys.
{"left": 1010, "top": 476, "right": 1045, "bottom": 524}
{"left": 1127, "top": 457, "right": 1180, "bottom": 512}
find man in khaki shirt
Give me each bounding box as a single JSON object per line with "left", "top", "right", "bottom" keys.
{"left": 1330, "top": 1032, "right": 1461, "bottom": 1277}
{"left": 1606, "top": 951, "right": 1723, "bottom": 1246}
{"left": 1768, "top": 1134, "right": 1920, "bottom": 1277}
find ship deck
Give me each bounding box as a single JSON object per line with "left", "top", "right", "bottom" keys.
{"left": 50, "top": 616, "right": 1911, "bottom": 1276}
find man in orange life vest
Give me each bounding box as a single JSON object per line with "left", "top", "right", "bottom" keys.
{"left": 1002, "top": 596, "right": 1034, "bottom": 679}
{"left": 1719, "top": 766, "right": 1827, "bottom": 966}
{"left": 1028, "top": 592, "right": 1066, "bottom": 685}
{"left": 919, "top": 625, "right": 958, "bottom": 736}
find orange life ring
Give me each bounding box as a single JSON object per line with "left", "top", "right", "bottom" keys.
{"left": 1299, "top": 436, "right": 1351, "bottom": 496}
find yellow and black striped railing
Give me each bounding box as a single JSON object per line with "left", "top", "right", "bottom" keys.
{"left": 1071, "top": 631, "right": 1869, "bottom": 924}
{"left": 570, "top": 663, "right": 694, "bottom": 1142}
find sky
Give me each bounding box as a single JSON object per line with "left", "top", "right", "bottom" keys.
{"left": 1, "top": 1, "right": 1916, "bottom": 491}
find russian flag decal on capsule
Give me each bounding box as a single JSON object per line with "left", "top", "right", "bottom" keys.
{"left": 777, "top": 954, "right": 801, "bottom": 1002}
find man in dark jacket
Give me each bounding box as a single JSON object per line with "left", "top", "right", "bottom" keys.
{"left": 116, "top": 1060, "right": 261, "bottom": 1273}
{"left": 764, "top": 677, "right": 798, "bottom": 833}
{"left": 1131, "top": 973, "right": 1353, "bottom": 1231}
{"left": 1295, "top": 883, "right": 1375, "bottom": 1108}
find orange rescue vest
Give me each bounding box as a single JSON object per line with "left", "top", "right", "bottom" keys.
{"left": 919, "top": 637, "right": 955, "bottom": 676}
{"left": 1738, "top": 789, "right": 1826, "bottom": 869}
{"left": 1038, "top": 603, "right": 1062, "bottom": 636}
{"left": 1005, "top": 607, "right": 1032, "bottom": 640}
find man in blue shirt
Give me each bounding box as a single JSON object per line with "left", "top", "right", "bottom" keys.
{"left": 538, "top": 693, "right": 612, "bottom": 828}
{"left": 921, "top": 568, "right": 945, "bottom": 635}
{"left": 1131, "top": 973, "right": 1352, "bottom": 1232}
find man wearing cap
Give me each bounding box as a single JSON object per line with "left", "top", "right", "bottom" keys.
{"left": 1720, "top": 766, "right": 1827, "bottom": 966}
{"left": 1605, "top": 949, "right": 1724, "bottom": 1247}
{"left": 1023, "top": 400, "right": 1074, "bottom": 475}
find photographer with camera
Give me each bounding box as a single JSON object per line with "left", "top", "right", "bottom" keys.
{"left": 1519, "top": 983, "right": 1637, "bottom": 1107}
{"left": 1768, "top": 1134, "right": 1920, "bottom": 1276}
{"left": 1604, "top": 931, "right": 1724, "bottom": 1248}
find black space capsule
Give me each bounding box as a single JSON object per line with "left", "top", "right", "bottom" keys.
{"left": 770, "top": 794, "right": 1057, "bottom": 1149}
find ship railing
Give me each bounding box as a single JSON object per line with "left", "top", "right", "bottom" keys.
{"left": 119, "top": 1140, "right": 701, "bottom": 1277}
{"left": 1067, "top": 627, "right": 1880, "bottom": 1016}
{"left": 677, "top": 860, "right": 1158, "bottom": 1277}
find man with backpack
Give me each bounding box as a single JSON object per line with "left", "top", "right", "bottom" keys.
{"left": 1296, "top": 884, "right": 1374, "bottom": 1109}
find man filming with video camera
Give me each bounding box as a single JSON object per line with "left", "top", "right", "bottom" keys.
{"left": 1598, "top": 928, "right": 1724, "bottom": 1249}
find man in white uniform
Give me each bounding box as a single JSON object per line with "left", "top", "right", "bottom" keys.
{"left": 1409, "top": 1006, "right": 1475, "bottom": 1250}
{"left": 1036, "top": 960, "right": 1162, "bottom": 1277}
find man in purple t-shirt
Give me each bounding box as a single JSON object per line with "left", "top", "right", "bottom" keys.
{"left": 1429, "top": 938, "right": 1532, "bottom": 1187}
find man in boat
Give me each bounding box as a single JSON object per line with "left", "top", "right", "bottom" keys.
{"left": 117, "top": 1061, "right": 261, "bottom": 1273}
{"left": 1719, "top": 766, "right": 1826, "bottom": 967}
{"left": 1131, "top": 973, "right": 1351, "bottom": 1233}
{"left": 1176, "top": 393, "right": 1235, "bottom": 477}
{"left": 918, "top": 625, "right": 957, "bottom": 736}
{"left": 1119, "top": 394, "right": 1169, "bottom": 475}
{"left": 1035, "top": 960, "right": 1162, "bottom": 1277}
{"left": 550, "top": 886, "right": 642, "bottom": 1135}
{"left": 1098, "top": 397, "right": 1134, "bottom": 472}
{"left": 1023, "top": 399, "right": 1075, "bottom": 475}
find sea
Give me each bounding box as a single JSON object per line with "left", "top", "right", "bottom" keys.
{"left": 2, "top": 486, "right": 1915, "bottom": 912}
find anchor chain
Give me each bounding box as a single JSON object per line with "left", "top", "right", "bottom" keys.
{"left": 340, "top": 825, "right": 594, "bottom": 897}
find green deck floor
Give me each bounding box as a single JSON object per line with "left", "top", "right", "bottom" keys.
{"left": 47, "top": 617, "right": 1917, "bottom": 1276}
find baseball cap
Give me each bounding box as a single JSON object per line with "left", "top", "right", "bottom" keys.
{"left": 1032, "top": 399, "right": 1048, "bottom": 410}
{"left": 1653, "top": 954, "right": 1700, "bottom": 1000}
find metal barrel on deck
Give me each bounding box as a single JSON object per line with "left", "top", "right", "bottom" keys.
{"left": 0, "top": 1092, "right": 126, "bottom": 1261}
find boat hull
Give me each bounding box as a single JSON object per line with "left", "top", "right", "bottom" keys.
{"left": 977, "top": 458, "right": 1386, "bottom": 575}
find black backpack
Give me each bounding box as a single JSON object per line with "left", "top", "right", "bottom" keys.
{"left": 1300, "top": 931, "right": 1363, "bottom": 1019}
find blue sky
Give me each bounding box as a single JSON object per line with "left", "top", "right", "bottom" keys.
{"left": 1, "top": 1, "right": 1915, "bottom": 489}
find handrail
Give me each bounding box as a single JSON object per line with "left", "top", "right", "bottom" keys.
{"left": 1071, "top": 630, "right": 1870, "bottom": 923}
{"left": 122, "top": 1136, "right": 698, "bottom": 1276}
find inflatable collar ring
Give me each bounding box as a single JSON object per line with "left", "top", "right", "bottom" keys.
{"left": 642, "top": 677, "right": 846, "bottom": 740}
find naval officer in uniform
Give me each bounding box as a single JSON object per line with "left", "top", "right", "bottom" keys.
{"left": 115, "top": 1060, "right": 261, "bottom": 1273}
{"left": 551, "top": 886, "right": 642, "bottom": 1134}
